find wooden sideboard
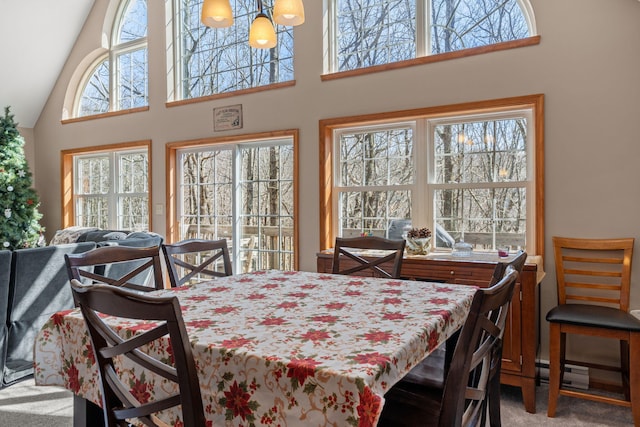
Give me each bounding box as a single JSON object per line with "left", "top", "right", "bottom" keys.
{"left": 316, "top": 250, "right": 542, "bottom": 414}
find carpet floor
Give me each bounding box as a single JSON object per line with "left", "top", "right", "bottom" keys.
{"left": 0, "top": 378, "right": 634, "bottom": 426}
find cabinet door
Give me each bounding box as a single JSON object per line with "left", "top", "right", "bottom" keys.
{"left": 500, "top": 282, "right": 522, "bottom": 374}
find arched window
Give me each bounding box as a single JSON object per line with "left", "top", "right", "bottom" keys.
{"left": 173, "top": 0, "right": 294, "bottom": 100}
{"left": 329, "top": 0, "right": 536, "bottom": 73}
{"left": 75, "top": 0, "right": 148, "bottom": 118}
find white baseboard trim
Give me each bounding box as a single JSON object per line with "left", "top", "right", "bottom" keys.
{"left": 536, "top": 359, "right": 589, "bottom": 390}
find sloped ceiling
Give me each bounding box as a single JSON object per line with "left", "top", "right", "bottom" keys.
{"left": 0, "top": 0, "right": 95, "bottom": 128}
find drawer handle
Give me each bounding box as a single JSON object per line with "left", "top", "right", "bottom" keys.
{"left": 450, "top": 270, "right": 455, "bottom": 275}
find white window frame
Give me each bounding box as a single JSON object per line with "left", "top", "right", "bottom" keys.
{"left": 331, "top": 108, "right": 536, "bottom": 252}
{"left": 74, "top": 0, "right": 148, "bottom": 117}
{"left": 175, "top": 138, "right": 295, "bottom": 273}
{"left": 326, "top": 0, "right": 537, "bottom": 74}
{"left": 73, "top": 148, "right": 149, "bottom": 230}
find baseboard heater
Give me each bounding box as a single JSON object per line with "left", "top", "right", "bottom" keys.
{"left": 536, "top": 359, "right": 589, "bottom": 390}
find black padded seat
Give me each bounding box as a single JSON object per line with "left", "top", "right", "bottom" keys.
{"left": 546, "top": 304, "right": 640, "bottom": 332}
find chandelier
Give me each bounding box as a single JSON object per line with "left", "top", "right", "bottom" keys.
{"left": 201, "top": 0, "right": 305, "bottom": 49}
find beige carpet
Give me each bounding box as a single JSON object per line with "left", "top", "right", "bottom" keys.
{"left": 0, "top": 378, "right": 634, "bottom": 426}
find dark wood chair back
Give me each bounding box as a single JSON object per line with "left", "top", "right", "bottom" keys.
{"left": 65, "top": 245, "right": 165, "bottom": 292}
{"left": 69, "top": 279, "right": 205, "bottom": 427}
{"left": 379, "top": 267, "right": 519, "bottom": 427}
{"left": 489, "top": 250, "right": 528, "bottom": 286}
{"left": 162, "top": 239, "right": 232, "bottom": 288}
{"left": 332, "top": 236, "right": 406, "bottom": 279}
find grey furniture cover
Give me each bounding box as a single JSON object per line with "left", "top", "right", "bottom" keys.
{"left": 4, "top": 242, "right": 96, "bottom": 385}
{"left": 0, "top": 250, "right": 12, "bottom": 386}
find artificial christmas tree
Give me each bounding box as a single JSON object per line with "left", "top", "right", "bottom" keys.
{"left": 0, "top": 107, "right": 43, "bottom": 250}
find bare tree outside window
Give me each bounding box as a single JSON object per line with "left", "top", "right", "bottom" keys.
{"left": 178, "top": 0, "right": 294, "bottom": 99}
{"left": 334, "top": 0, "right": 531, "bottom": 72}
{"left": 178, "top": 140, "right": 295, "bottom": 273}
{"left": 75, "top": 150, "right": 149, "bottom": 230}
{"left": 76, "top": 0, "right": 148, "bottom": 117}
{"left": 335, "top": 113, "right": 531, "bottom": 251}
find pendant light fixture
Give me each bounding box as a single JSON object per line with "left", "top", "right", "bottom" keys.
{"left": 249, "top": 2, "right": 277, "bottom": 49}
{"left": 201, "top": 0, "right": 305, "bottom": 49}
{"left": 201, "top": 0, "right": 234, "bottom": 28}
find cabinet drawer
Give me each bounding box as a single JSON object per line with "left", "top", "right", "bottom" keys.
{"left": 402, "top": 263, "right": 494, "bottom": 286}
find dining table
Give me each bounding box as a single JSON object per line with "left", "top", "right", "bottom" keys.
{"left": 34, "top": 269, "right": 477, "bottom": 426}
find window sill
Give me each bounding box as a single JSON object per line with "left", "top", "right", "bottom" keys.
{"left": 166, "top": 81, "right": 296, "bottom": 108}
{"left": 321, "top": 36, "right": 541, "bottom": 82}
{"left": 61, "top": 106, "right": 150, "bottom": 124}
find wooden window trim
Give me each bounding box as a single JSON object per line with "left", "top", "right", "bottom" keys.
{"left": 61, "top": 106, "right": 149, "bottom": 125}
{"left": 319, "top": 94, "right": 545, "bottom": 258}
{"left": 60, "top": 140, "right": 152, "bottom": 229}
{"left": 322, "top": 36, "right": 541, "bottom": 81}
{"left": 165, "top": 129, "right": 300, "bottom": 270}
{"left": 165, "top": 81, "right": 296, "bottom": 108}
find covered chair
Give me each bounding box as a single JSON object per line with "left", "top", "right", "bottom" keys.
{"left": 332, "top": 236, "right": 406, "bottom": 279}
{"left": 65, "top": 245, "right": 165, "bottom": 292}
{"left": 69, "top": 279, "right": 205, "bottom": 426}
{"left": 546, "top": 236, "right": 640, "bottom": 425}
{"left": 162, "top": 238, "right": 232, "bottom": 288}
{"left": 378, "top": 267, "right": 519, "bottom": 427}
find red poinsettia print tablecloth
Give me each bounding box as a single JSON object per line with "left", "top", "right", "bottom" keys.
{"left": 34, "top": 270, "right": 477, "bottom": 427}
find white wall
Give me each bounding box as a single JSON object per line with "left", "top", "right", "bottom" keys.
{"left": 31, "top": 0, "right": 640, "bottom": 364}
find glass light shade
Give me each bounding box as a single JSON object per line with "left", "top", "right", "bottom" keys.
{"left": 249, "top": 14, "right": 277, "bottom": 49}
{"left": 273, "top": 0, "right": 305, "bottom": 26}
{"left": 201, "top": 0, "right": 233, "bottom": 28}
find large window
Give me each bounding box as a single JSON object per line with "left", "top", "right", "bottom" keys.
{"left": 328, "top": 0, "right": 536, "bottom": 74}
{"left": 168, "top": 132, "right": 298, "bottom": 273}
{"left": 61, "top": 142, "right": 151, "bottom": 230}
{"left": 76, "top": 0, "right": 148, "bottom": 117}
{"left": 174, "top": 0, "right": 294, "bottom": 100}
{"left": 320, "top": 95, "right": 544, "bottom": 255}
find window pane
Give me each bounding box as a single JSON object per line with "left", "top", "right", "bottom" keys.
{"left": 77, "top": 156, "right": 110, "bottom": 194}
{"left": 339, "top": 127, "right": 414, "bottom": 186}
{"left": 434, "top": 187, "right": 526, "bottom": 250}
{"left": 240, "top": 144, "right": 294, "bottom": 271}
{"left": 119, "top": 152, "right": 148, "bottom": 193}
{"left": 433, "top": 118, "right": 527, "bottom": 184}
{"left": 76, "top": 196, "right": 109, "bottom": 229}
{"left": 117, "top": 47, "right": 148, "bottom": 109}
{"left": 78, "top": 60, "right": 110, "bottom": 117}
{"left": 178, "top": 0, "right": 294, "bottom": 99}
{"left": 336, "top": 0, "right": 416, "bottom": 71}
{"left": 74, "top": 149, "right": 149, "bottom": 231}
{"left": 118, "top": 196, "right": 149, "bottom": 230}
{"left": 339, "top": 190, "right": 411, "bottom": 237}
{"left": 179, "top": 141, "right": 294, "bottom": 272}
{"left": 118, "top": 0, "right": 147, "bottom": 43}
{"left": 430, "top": 0, "right": 529, "bottom": 53}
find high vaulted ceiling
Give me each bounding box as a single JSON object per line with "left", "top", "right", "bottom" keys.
{"left": 0, "top": 0, "right": 95, "bottom": 128}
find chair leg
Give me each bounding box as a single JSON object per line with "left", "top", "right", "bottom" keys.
{"left": 621, "top": 339, "right": 630, "bottom": 401}
{"left": 629, "top": 332, "right": 640, "bottom": 426}
{"left": 547, "top": 323, "right": 562, "bottom": 417}
{"left": 489, "top": 363, "right": 502, "bottom": 427}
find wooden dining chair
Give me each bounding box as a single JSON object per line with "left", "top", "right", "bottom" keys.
{"left": 489, "top": 250, "right": 528, "bottom": 286}
{"left": 332, "top": 236, "right": 406, "bottom": 279}
{"left": 546, "top": 236, "right": 640, "bottom": 425}
{"left": 65, "top": 245, "right": 165, "bottom": 292}
{"left": 162, "top": 238, "right": 232, "bottom": 288}
{"left": 69, "top": 279, "right": 206, "bottom": 427}
{"left": 378, "top": 267, "right": 519, "bottom": 427}
{"left": 441, "top": 250, "right": 529, "bottom": 380}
